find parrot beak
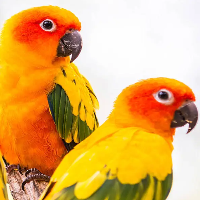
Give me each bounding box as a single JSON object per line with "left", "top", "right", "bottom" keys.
{"left": 171, "top": 101, "right": 198, "bottom": 133}
{"left": 57, "top": 29, "right": 82, "bottom": 63}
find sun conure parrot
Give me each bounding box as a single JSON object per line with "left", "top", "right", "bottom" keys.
{"left": 0, "top": 5, "right": 99, "bottom": 186}
{"left": 39, "top": 77, "right": 198, "bottom": 200}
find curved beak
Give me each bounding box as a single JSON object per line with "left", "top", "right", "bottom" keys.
{"left": 171, "top": 102, "right": 198, "bottom": 133}
{"left": 57, "top": 30, "right": 82, "bottom": 63}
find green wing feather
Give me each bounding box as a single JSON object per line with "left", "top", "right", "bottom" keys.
{"left": 52, "top": 173, "right": 172, "bottom": 200}
{"left": 48, "top": 64, "right": 99, "bottom": 150}
{"left": 40, "top": 127, "right": 173, "bottom": 200}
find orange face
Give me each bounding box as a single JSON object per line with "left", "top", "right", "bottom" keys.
{"left": 0, "top": 6, "right": 81, "bottom": 64}
{"left": 112, "top": 77, "right": 196, "bottom": 135}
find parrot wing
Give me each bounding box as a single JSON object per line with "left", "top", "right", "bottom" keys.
{"left": 47, "top": 63, "right": 99, "bottom": 150}
{"left": 0, "top": 154, "right": 11, "bottom": 200}
{"left": 40, "top": 127, "right": 173, "bottom": 200}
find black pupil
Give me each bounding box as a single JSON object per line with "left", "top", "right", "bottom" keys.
{"left": 158, "top": 91, "right": 169, "bottom": 100}
{"left": 43, "top": 20, "right": 53, "bottom": 30}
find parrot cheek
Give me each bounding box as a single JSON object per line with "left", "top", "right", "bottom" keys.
{"left": 56, "top": 29, "right": 82, "bottom": 62}
{"left": 170, "top": 101, "right": 198, "bottom": 133}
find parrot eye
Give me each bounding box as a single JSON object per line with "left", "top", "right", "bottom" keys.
{"left": 40, "top": 19, "right": 56, "bottom": 32}
{"left": 153, "top": 89, "right": 174, "bottom": 105}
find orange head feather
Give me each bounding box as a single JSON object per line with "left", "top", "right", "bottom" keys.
{"left": 0, "top": 6, "right": 81, "bottom": 68}
{"left": 109, "top": 77, "right": 196, "bottom": 138}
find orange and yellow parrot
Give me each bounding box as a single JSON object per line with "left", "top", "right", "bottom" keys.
{"left": 40, "top": 77, "right": 198, "bottom": 200}
{"left": 0, "top": 5, "right": 98, "bottom": 186}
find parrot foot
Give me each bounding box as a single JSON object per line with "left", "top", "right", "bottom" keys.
{"left": 25, "top": 168, "right": 41, "bottom": 177}
{"left": 22, "top": 169, "right": 50, "bottom": 191}
{"left": 6, "top": 164, "right": 23, "bottom": 175}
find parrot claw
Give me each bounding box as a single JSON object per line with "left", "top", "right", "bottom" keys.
{"left": 25, "top": 168, "right": 41, "bottom": 177}
{"left": 6, "top": 164, "right": 23, "bottom": 175}
{"left": 22, "top": 169, "right": 50, "bottom": 191}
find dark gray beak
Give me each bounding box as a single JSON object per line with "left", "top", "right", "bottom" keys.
{"left": 57, "top": 30, "right": 82, "bottom": 63}
{"left": 171, "top": 102, "right": 198, "bottom": 133}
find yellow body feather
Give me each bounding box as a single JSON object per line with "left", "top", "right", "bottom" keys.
{"left": 40, "top": 122, "right": 172, "bottom": 200}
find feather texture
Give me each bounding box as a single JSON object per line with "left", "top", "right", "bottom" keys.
{"left": 40, "top": 125, "right": 173, "bottom": 200}
{"left": 40, "top": 77, "right": 196, "bottom": 200}
{"left": 48, "top": 63, "right": 99, "bottom": 149}
{"left": 0, "top": 5, "right": 98, "bottom": 176}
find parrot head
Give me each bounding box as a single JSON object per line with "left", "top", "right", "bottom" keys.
{"left": 110, "top": 77, "right": 198, "bottom": 137}
{"left": 0, "top": 6, "right": 82, "bottom": 67}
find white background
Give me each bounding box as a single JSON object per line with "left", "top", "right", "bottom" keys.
{"left": 1, "top": 0, "right": 200, "bottom": 199}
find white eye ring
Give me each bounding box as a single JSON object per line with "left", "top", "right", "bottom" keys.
{"left": 153, "top": 89, "right": 174, "bottom": 105}
{"left": 40, "top": 19, "right": 56, "bottom": 32}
